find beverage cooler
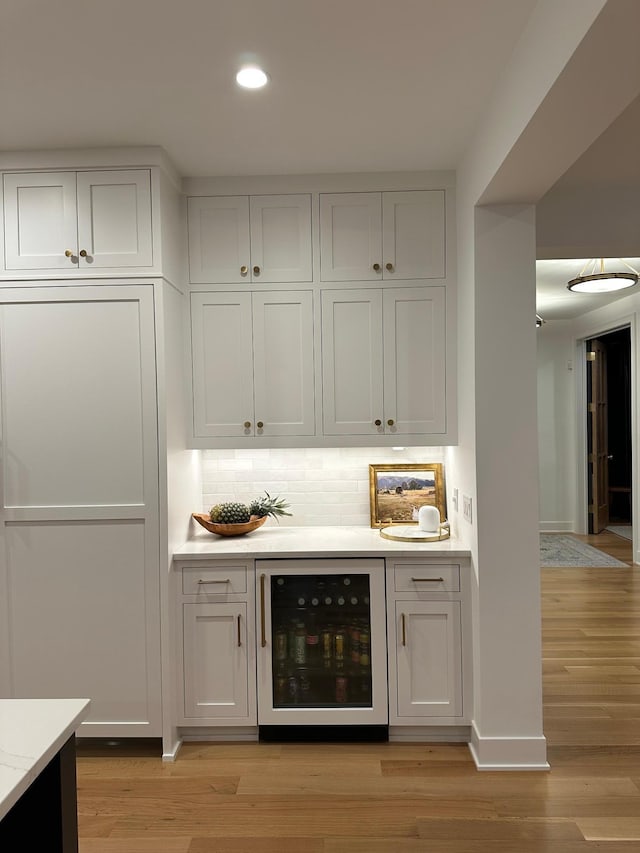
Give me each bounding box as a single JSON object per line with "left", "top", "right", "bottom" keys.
{"left": 256, "top": 559, "right": 388, "bottom": 734}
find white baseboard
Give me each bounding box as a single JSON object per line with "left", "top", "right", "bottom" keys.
{"left": 162, "top": 737, "right": 182, "bottom": 762}
{"left": 469, "top": 721, "right": 549, "bottom": 771}
{"left": 539, "top": 522, "right": 574, "bottom": 533}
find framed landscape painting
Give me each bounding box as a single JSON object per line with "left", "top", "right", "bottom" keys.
{"left": 369, "top": 463, "right": 446, "bottom": 528}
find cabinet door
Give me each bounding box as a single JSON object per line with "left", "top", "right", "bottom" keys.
{"left": 383, "top": 287, "right": 446, "bottom": 434}
{"left": 319, "top": 193, "right": 382, "bottom": 281}
{"left": 76, "top": 170, "right": 152, "bottom": 268}
{"left": 382, "top": 190, "right": 445, "bottom": 279}
{"left": 190, "top": 291, "right": 254, "bottom": 437}
{"left": 188, "top": 196, "right": 251, "bottom": 283}
{"left": 392, "top": 601, "right": 462, "bottom": 720}
{"left": 321, "top": 289, "right": 384, "bottom": 435}
{"left": 3, "top": 172, "right": 78, "bottom": 270}
{"left": 0, "top": 285, "right": 161, "bottom": 736}
{"left": 182, "top": 602, "right": 254, "bottom": 721}
{"left": 252, "top": 291, "right": 315, "bottom": 435}
{"left": 250, "top": 194, "right": 312, "bottom": 282}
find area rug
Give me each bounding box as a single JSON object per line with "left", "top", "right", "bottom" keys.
{"left": 540, "top": 534, "right": 628, "bottom": 567}
{"left": 606, "top": 525, "right": 632, "bottom": 541}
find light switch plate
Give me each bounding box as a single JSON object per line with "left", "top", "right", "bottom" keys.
{"left": 462, "top": 495, "right": 472, "bottom": 524}
{"left": 452, "top": 488, "right": 459, "bottom": 511}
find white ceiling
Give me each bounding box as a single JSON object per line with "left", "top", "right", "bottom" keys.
{"left": 0, "top": 0, "right": 536, "bottom": 176}
{"left": 0, "top": 0, "right": 636, "bottom": 322}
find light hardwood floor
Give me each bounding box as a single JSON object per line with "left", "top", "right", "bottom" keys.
{"left": 77, "top": 531, "right": 640, "bottom": 852}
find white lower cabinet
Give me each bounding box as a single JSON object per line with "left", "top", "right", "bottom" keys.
{"left": 177, "top": 561, "right": 256, "bottom": 726}
{"left": 174, "top": 554, "right": 470, "bottom": 740}
{"left": 386, "top": 559, "right": 469, "bottom": 727}
{"left": 183, "top": 602, "right": 253, "bottom": 720}
{"left": 392, "top": 601, "right": 462, "bottom": 718}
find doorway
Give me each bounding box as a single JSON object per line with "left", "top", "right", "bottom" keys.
{"left": 586, "top": 327, "right": 632, "bottom": 535}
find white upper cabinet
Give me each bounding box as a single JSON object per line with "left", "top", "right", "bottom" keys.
{"left": 382, "top": 287, "right": 446, "bottom": 434}
{"left": 190, "top": 289, "right": 315, "bottom": 439}
{"left": 320, "top": 190, "right": 445, "bottom": 281}
{"left": 321, "top": 288, "right": 384, "bottom": 435}
{"left": 322, "top": 286, "right": 446, "bottom": 436}
{"left": 188, "top": 194, "right": 312, "bottom": 284}
{"left": 3, "top": 169, "right": 153, "bottom": 274}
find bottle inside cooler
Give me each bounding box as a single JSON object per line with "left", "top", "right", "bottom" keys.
{"left": 271, "top": 574, "right": 373, "bottom": 709}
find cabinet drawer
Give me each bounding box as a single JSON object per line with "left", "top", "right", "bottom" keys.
{"left": 393, "top": 564, "right": 460, "bottom": 593}
{"left": 181, "top": 563, "right": 248, "bottom": 596}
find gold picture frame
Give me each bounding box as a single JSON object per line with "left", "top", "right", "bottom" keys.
{"left": 369, "top": 463, "right": 446, "bottom": 528}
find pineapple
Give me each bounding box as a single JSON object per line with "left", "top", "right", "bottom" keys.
{"left": 210, "top": 501, "right": 250, "bottom": 524}
{"left": 248, "top": 491, "right": 292, "bottom": 522}
{"left": 209, "top": 503, "right": 223, "bottom": 522}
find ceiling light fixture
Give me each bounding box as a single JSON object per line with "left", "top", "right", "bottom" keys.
{"left": 567, "top": 258, "right": 639, "bottom": 293}
{"left": 236, "top": 66, "right": 268, "bottom": 89}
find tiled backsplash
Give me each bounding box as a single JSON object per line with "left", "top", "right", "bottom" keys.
{"left": 201, "top": 447, "right": 445, "bottom": 527}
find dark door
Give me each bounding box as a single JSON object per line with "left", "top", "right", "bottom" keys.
{"left": 587, "top": 338, "right": 609, "bottom": 533}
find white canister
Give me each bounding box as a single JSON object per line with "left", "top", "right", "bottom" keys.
{"left": 418, "top": 505, "right": 440, "bottom": 533}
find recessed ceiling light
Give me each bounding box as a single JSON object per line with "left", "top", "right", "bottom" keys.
{"left": 236, "top": 66, "right": 268, "bottom": 89}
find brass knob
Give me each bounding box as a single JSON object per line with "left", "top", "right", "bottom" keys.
{"left": 79, "top": 249, "right": 88, "bottom": 258}
{"left": 385, "top": 262, "right": 394, "bottom": 272}
{"left": 387, "top": 419, "right": 395, "bottom": 427}
{"left": 374, "top": 419, "right": 382, "bottom": 427}
{"left": 256, "top": 421, "right": 264, "bottom": 429}
{"left": 240, "top": 265, "right": 248, "bottom": 276}
{"left": 64, "top": 249, "right": 75, "bottom": 258}
{"left": 253, "top": 265, "right": 260, "bottom": 276}
{"left": 243, "top": 421, "right": 251, "bottom": 429}
{"left": 372, "top": 263, "right": 381, "bottom": 272}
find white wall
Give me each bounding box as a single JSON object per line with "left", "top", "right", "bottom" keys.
{"left": 536, "top": 296, "right": 640, "bottom": 542}
{"left": 199, "top": 446, "right": 446, "bottom": 528}
{"left": 447, "top": 0, "right": 636, "bottom": 770}
{"left": 537, "top": 322, "right": 576, "bottom": 531}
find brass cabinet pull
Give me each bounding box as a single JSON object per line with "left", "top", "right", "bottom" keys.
{"left": 374, "top": 419, "right": 382, "bottom": 427}
{"left": 260, "top": 573, "right": 266, "bottom": 648}
{"left": 197, "top": 578, "right": 231, "bottom": 585}
{"left": 387, "top": 419, "right": 395, "bottom": 427}
{"left": 64, "top": 249, "right": 75, "bottom": 258}
{"left": 253, "top": 265, "right": 261, "bottom": 276}
{"left": 411, "top": 577, "right": 444, "bottom": 583}
{"left": 256, "top": 421, "right": 264, "bottom": 429}
{"left": 401, "top": 612, "right": 406, "bottom": 647}
{"left": 385, "top": 262, "right": 394, "bottom": 272}
{"left": 243, "top": 421, "right": 251, "bottom": 429}
{"left": 237, "top": 614, "right": 242, "bottom": 647}
{"left": 79, "top": 249, "right": 88, "bottom": 258}
{"left": 372, "top": 263, "right": 381, "bottom": 272}
{"left": 240, "top": 265, "right": 248, "bottom": 275}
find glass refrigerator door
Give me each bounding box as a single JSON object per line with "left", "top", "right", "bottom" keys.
{"left": 256, "top": 559, "right": 387, "bottom": 725}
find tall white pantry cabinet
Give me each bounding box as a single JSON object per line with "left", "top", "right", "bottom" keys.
{"left": 0, "top": 150, "right": 194, "bottom": 739}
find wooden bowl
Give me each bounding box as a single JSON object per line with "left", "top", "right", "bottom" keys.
{"left": 192, "top": 513, "right": 267, "bottom": 537}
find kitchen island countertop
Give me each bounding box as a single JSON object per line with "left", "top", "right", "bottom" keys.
{"left": 0, "top": 697, "right": 90, "bottom": 820}
{"left": 174, "top": 524, "right": 472, "bottom": 560}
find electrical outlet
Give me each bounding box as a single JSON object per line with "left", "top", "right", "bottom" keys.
{"left": 462, "top": 495, "right": 472, "bottom": 524}
{"left": 452, "top": 488, "right": 459, "bottom": 512}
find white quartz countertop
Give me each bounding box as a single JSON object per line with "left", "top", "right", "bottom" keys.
{"left": 175, "top": 524, "right": 471, "bottom": 560}
{"left": 0, "top": 698, "right": 90, "bottom": 819}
